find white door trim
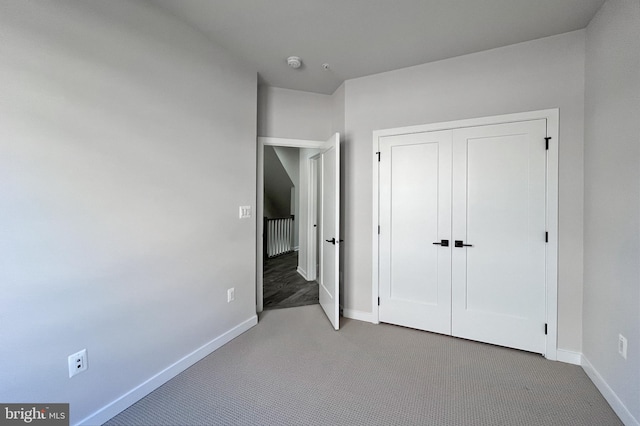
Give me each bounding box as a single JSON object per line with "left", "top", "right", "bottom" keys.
{"left": 372, "top": 109, "right": 559, "bottom": 360}
{"left": 257, "top": 137, "right": 325, "bottom": 313}
{"left": 307, "top": 153, "right": 322, "bottom": 282}
{"left": 260, "top": 137, "right": 326, "bottom": 149}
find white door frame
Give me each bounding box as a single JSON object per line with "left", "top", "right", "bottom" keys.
{"left": 371, "top": 109, "right": 559, "bottom": 360}
{"left": 307, "top": 153, "right": 322, "bottom": 282}
{"left": 257, "top": 137, "right": 325, "bottom": 313}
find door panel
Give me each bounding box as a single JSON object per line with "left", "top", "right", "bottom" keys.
{"left": 451, "top": 120, "right": 546, "bottom": 353}
{"left": 379, "top": 130, "right": 452, "bottom": 334}
{"left": 389, "top": 142, "right": 438, "bottom": 303}
{"left": 319, "top": 133, "right": 340, "bottom": 330}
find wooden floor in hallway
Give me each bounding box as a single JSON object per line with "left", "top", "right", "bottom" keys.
{"left": 263, "top": 251, "right": 318, "bottom": 310}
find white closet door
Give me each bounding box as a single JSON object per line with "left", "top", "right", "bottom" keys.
{"left": 379, "top": 130, "right": 452, "bottom": 334}
{"left": 451, "top": 120, "right": 547, "bottom": 353}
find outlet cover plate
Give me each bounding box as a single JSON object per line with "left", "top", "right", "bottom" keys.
{"left": 68, "top": 349, "right": 88, "bottom": 378}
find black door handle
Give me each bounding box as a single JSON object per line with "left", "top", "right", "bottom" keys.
{"left": 455, "top": 240, "right": 473, "bottom": 248}
{"left": 325, "top": 238, "right": 344, "bottom": 245}
{"left": 432, "top": 239, "right": 449, "bottom": 247}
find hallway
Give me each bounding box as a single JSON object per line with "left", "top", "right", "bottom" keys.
{"left": 263, "top": 252, "right": 318, "bottom": 310}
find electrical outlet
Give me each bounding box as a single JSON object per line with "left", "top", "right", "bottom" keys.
{"left": 618, "top": 334, "right": 628, "bottom": 359}
{"left": 68, "top": 349, "right": 88, "bottom": 378}
{"left": 227, "top": 288, "right": 235, "bottom": 303}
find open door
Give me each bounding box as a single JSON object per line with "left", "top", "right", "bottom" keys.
{"left": 319, "top": 133, "right": 340, "bottom": 330}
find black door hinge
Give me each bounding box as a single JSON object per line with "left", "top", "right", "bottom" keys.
{"left": 378, "top": 297, "right": 380, "bottom": 306}
{"left": 378, "top": 225, "right": 380, "bottom": 234}
{"left": 544, "top": 323, "right": 548, "bottom": 335}
{"left": 376, "top": 152, "right": 381, "bottom": 162}
{"left": 545, "top": 232, "right": 548, "bottom": 243}
{"left": 545, "top": 137, "right": 551, "bottom": 150}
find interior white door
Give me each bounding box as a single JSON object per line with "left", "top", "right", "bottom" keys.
{"left": 451, "top": 120, "right": 547, "bottom": 353}
{"left": 319, "top": 133, "right": 340, "bottom": 330}
{"left": 379, "top": 130, "right": 452, "bottom": 334}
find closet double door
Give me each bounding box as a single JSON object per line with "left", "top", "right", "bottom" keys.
{"left": 378, "top": 120, "right": 547, "bottom": 354}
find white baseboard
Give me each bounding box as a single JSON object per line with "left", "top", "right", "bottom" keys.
{"left": 342, "top": 308, "right": 375, "bottom": 323}
{"left": 556, "top": 349, "right": 582, "bottom": 365}
{"left": 77, "top": 315, "right": 258, "bottom": 426}
{"left": 296, "top": 266, "right": 308, "bottom": 280}
{"left": 293, "top": 246, "right": 299, "bottom": 252}
{"left": 582, "top": 355, "right": 639, "bottom": 426}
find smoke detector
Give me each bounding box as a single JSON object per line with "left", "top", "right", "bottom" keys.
{"left": 287, "top": 56, "right": 302, "bottom": 69}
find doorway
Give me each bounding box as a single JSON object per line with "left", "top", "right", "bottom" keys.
{"left": 257, "top": 135, "right": 341, "bottom": 329}
{"left": 262, "top": 144, "right": 318, "bottom": 310}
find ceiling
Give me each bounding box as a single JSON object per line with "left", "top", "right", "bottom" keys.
{"left": 152, "top": 0, "right": 605, "bottom": 95}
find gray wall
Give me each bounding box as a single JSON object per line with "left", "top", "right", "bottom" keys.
{"left": 343, "top": 30, "right": 586, "bottom": 352}
{"left": 263, "top": 146, "right": 293, "bottom": 218}
{"left": 258, "top": 86, "right": 332, "bottom": 140}
{"left": 0, "top": 1, "right": 257, "bottom": 424}
{"left": 583, "top": 0, "right": 640, "bottom": 421}
{"left": 331, "top": 83, "right": 346, "bottom": 137}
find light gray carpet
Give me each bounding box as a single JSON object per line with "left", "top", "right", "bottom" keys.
{"left": 104, "top": 305, "right": 622, "bottom": 426}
